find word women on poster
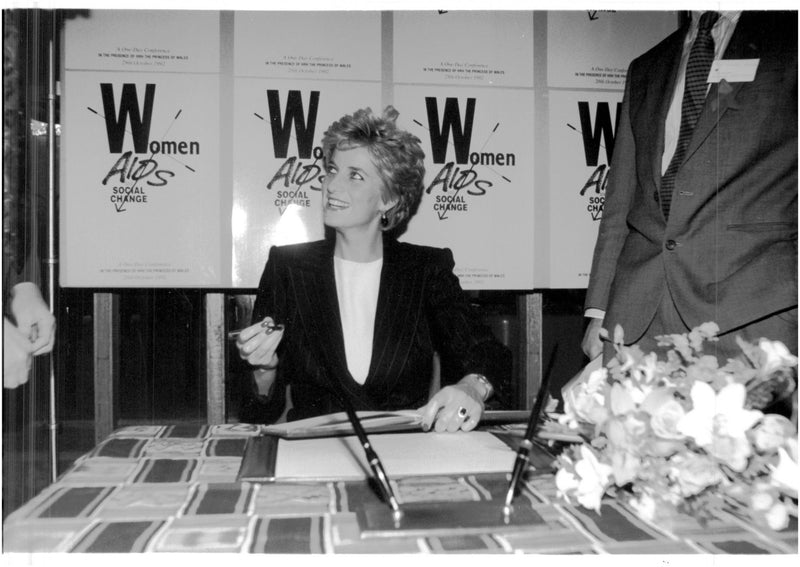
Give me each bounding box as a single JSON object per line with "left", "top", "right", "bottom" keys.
{"left": 393, "top": 11, "right": 535, "bottom": 290}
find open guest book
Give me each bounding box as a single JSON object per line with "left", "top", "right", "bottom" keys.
{"left": 237, "top": 410, "right": 559, "bottom": 482}
{"left": 259, "top": 409, "right": 533, "bottom": 439}
{"left": 258, "top": 408, "right": 587, "bottom": 443}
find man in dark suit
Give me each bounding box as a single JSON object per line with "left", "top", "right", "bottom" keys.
{"left": 582, "top": 11, "right": 797, "bottom": 368}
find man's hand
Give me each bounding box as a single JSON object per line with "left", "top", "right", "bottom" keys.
{"left": 4, "top": 318, "right": 34, "bottom": 389}
{"left": 10, "top": 282, "right": 56, "bottom": 356}
{"left": 582, "top": 317, "right": 604, "bottom": 360}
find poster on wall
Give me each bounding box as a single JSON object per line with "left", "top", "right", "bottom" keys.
{"left": 231, "top": 79, "right": 382, "bottom": 287}
{"left": 64, "top": 10, "right": 220, "bottom": 73}
{"left": 60, "top": 11, "right": 222, "bottom": 287}
{"left": 234, "top": 11, "right": 381, "bottom": 81}
{"left": 547, "top": 10, "right": 677, "bottom": 89}
{"left": 393, "top": 85, "right": 534, "bottom": 290}
{"left": 61, "top": 72, "right": 222, "bottom": 286}
{"left": 394, "top": 11, "right": 534, "bottom": 88}
{"left": 547, "top": 89, "right": 623, "bottom": 288}
{"left": 231, "top": 11, "right": 383, "bottom": 287}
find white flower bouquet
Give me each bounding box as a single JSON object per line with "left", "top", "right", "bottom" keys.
{"left": 556, "top": 322, "right": 798, "bottom": 530}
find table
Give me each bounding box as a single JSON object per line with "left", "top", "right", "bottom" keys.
{"left": 2, "top": 424, "right": 797, "bottom": 553}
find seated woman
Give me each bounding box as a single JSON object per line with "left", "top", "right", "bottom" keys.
{"left": 235, "top": 106, "right": 511, "bottom": 432}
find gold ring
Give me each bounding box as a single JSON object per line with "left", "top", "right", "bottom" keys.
{"left": 457, "top": 406, "right": 468, "bottom": 419}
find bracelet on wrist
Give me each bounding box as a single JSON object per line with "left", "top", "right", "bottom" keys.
{"left": 472, "top": 374, "right": 494, "bottom": 402}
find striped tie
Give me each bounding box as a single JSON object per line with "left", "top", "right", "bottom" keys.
{"left": 659, "top": 11, "right": 720, "bottom": 220}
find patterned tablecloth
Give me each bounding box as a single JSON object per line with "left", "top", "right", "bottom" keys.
{"left": 2, "top": 423, "right": 797, "bottom": 554}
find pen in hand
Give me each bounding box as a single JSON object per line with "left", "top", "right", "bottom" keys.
{"left": 227, "top": 318, "right": 284, "bottom": 340}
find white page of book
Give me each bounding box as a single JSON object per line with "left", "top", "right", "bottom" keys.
{"left": 274, "top": 431, "right": 515, "bottom": 480}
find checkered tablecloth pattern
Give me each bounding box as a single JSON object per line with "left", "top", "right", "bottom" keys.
{"left": 3, "top": 424, "right": 797, "bottom": 553}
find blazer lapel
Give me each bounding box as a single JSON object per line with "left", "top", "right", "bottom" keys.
{"left": 367, "top": 240, "right": 421, "bottom": 388}
{"left": 298, "top": 239, "right": 423, "bottom": 399}
{"left": 632, "top": 28, "right": 686, "bottom": 193}
{"left": 683, "top": 14, "right": 758, "bottom": 163}
{"left": 296, "top": 240, "right": 352, "bottom": 385}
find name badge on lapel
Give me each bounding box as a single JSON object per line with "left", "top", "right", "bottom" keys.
{"left": 707, "top": 59, "right": 760, "bottom": 83}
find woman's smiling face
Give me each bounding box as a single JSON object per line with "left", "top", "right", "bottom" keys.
{"left": 322, "top": 146, "right": 394, "bottom": 232}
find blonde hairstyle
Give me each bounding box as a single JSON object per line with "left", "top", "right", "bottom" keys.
{"left": 321, "top": 106, "right": 425, "bottom": 232}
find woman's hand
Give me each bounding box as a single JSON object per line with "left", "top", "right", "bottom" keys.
{"left": 419, "top": 378, "right": 486, "bottom": 433}
{"left": 235, "top": 317, "right": 284, "bottom": 369}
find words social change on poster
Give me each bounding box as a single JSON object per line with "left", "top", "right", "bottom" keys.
{"left": 265, "top": 90, "right": 323, "bottom": 209}
{"left": 99, "top": 83, "right": 196, "bottom": 211}
{"left": 396, "top": 86, "right": 535, "bottom": 290}
{"left": 61, "top": 72, "right": 222, "bottom": 286}
{"left": 61, "top": 12, "right": 222, "bottom": 287}
{"left": 424, "top": 98, "right": 509, "bottom": 218}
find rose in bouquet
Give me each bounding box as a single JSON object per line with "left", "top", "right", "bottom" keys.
{"left": 556, "top": 322, "right": 798, "bottom": 530}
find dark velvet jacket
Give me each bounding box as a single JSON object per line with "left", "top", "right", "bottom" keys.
{"left": 240, "top": 237, "right": 512, "bottom": 423}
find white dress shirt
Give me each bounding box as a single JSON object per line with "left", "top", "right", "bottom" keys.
{"left": 334, "top": 256, "right": 383, "bottom": 384}
{"left": 661, "top": 10, "right": 742, "bottom": 174}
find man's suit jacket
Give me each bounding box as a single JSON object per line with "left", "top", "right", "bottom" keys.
{"left": 586, "top": 11, "right": 798, "bottom": 345}
{"left": 241, "top": 237, "right": 511, "bottom": 423}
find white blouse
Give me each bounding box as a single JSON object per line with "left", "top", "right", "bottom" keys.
{"left": 333, "top": 256, "right": 383, "bottom": 385}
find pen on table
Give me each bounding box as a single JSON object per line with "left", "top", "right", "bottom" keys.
{"left": 502, "top": 356, "right": 553, "bottom": 516}
{"left": 336, "top": 389, "right": 402, "bottom": 519}
{"left": 227, "top": 319, "right": 284, "bottom": 340}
